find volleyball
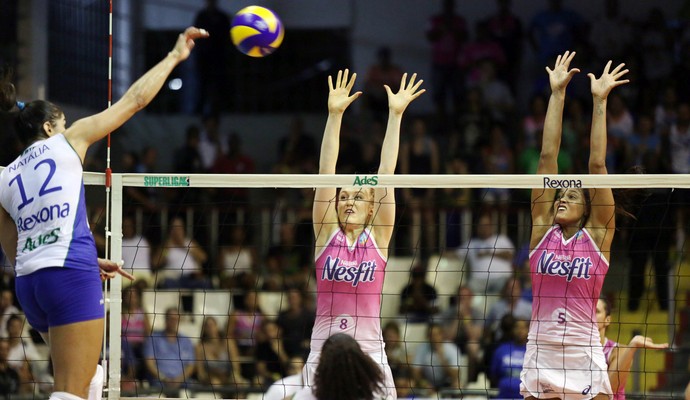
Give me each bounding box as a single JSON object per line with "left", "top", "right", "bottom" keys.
{"left": 230, "top": 6, "right": 284, "bottom": 57}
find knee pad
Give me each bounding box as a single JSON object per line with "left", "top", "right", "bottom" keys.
{"left": 88, "top": 364, "right": 104, "bottom": 400}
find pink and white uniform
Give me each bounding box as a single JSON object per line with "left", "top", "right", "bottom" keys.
{"left": 301, "top": 227, "right": 395, "bottom": 399}
{"left": 528, "top": 225, "right": 608, "bottom": 346}
{"left": 603, "top": 338, "right": 625, "bottom": 400}
{"left": 521, "top": 225, "right": 613, "bottom": 400}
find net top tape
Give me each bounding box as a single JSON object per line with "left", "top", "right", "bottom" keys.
{"left": 74, "top": 172, "right": 690, "bottom": 189}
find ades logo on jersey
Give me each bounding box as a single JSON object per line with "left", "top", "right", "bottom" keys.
{"left": 321, "top": 256, "right": 377, "bottom": 287}
{"left": 536, "top": 251, "right": 592, "bottom": 282}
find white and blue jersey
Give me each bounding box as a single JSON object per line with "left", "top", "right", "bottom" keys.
{"left": 0, "top": 133, "right": 97, "bottom": 276}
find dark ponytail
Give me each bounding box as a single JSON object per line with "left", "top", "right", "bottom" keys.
{"left": 13, "top": 100, "right": 62, "bottom": 147}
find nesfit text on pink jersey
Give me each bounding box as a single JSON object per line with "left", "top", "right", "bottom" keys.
{"left": 528, "top": 226, "right": 609, "bottom": 346}
{"left": 311, "top": 228, "right": 387, "bottom": 353}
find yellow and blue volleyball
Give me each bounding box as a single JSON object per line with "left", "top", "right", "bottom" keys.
{"left": 230, "top": 6, "right": 284, "bottom": 57}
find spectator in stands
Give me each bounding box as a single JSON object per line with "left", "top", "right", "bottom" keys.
{"left": 121, "top": 152, "right": 157, "bottom": 214}
{"left": 607, "top": 92, "right": 634, "bottom": 140}
{"left": 121, "top": 215, "right": 153, "bottom": 286}
{"left": 400, "top": 117, "right": 440, "bottom": 256}
{"left": 154, "top": 216, "right": 211, "bottom": 289}
{"left": 198, "top": 114, "right": 224, "bottom": 171}
{"left": 227, "top": 291, "right": 265, "bottom": 381}
{"left": 521, "top": 94, "right": 547, "bottom": 150}
{"left": 276, "top": 288, "right": 315, "bottom": 358}
{"left": 588, "top": 0, "right": 632, "bottom": 64}
{"left": 636, "top": 7, "right": 674, "bottom": 110}
{"left": 528, "top": 0, "right": 588, "bottom": 66}
{"left": 0, "top": 338, "right": 23, "bottom": 396}
{"left": 439, "top": 285, "right": 483, "bottom": 382}
{"left": 625, "top": 113, "right": 660, "bottom": 167}
{"left": 174, "top": 124, "right": 205, "bottom": 174}
{"left": 478, "top": 123, "right": 515, "bottom": 206}
{"left": 459, "top": 21, "right": 506, "bottom": 89}
{"left": 143, "top": 307, "right": 196, "bottom": 391}
{"left": 263, "top": 355, "right": 305, "bottom": 400}
{"left": 264, "top": 223, "right": 311, "bottom": 290}
{"left": 121, "top": 286, "right": 151, "bottom": 383}
{"left": 210, "top": 133, "right": 255, "bottom": 208}
{"left": 364, "top": 47, "right": 404, "bottom": 121}
{"left": 277, "top": 116, "right": 317, "bottom": 175}
{"left": 6, "top": 314, "right": 47, "bottom": 391}
{"left": 626, "top": 166, "right": 675, "bottom": 312}
{"left": 456, "top": 213, "right": 515, "bottom": 296}
{"left": 217, "top": 225, "right": 257, "bottom": 290}
{"left": 489, "top": 315, "right": 528, "bottom": 399}
{"left": 195, "top": 316, "right": 245, "bottom": 387}
{"left": 399, "top": 266, "right": 439, "bottom": 323}
{"left": 426, "top": 0, "right": 469, "bottom": 128}
{"left": 412, "top": 322, "right": 462, "bottom": 393}
{"left": 255, "top": 319, "right": 289, "bottom": 388}
{"left": 172, "top": 125, "right": 205, "bottom": 205}
{"left": 394, "top": 367, "right": 418, "bottom": 399}
{"left": 193, "top": 0, "right": 231, "bottom": 115}
{"left": 0, "top": 289, "right": 19, "bottom": 338}
{"left": 382, "top": 321, "right": 409, "bottom": 377}
{"left": 484, "top": 277, "right": 531, "bottom": 344}
{"left": 669, "top": 102, "right": 690, "bottom": 262}
{"left": 485, "top": 0, "right": 524, "bottom": 92}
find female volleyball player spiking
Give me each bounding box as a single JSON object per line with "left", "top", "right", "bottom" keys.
{"left": 292, "top": 70, "right": 424, "bottom": 400}
{"left": 520, "top": 51, "right": 629, "bottom": 400}
{"left": 0, "top": 27, "right": 207, "bottom": 400}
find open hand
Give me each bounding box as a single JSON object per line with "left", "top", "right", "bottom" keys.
{"left": 385, "top": 73, "right": 426, "bottom": 115}
{"left": 588, "top": 60, "right": 630, "bottom": 101}
{"left": 327, "top": 69, "right": 361, "bottom": 114}
{"left": 546, "top": 51, "right": 580, "bottom": 92}
{"left": 169, "top": 27, "right": 209, "bottom": 62}
{"left": 99, "top": 258, "right": 135, "bottom": 282}
{"left": 628, "top": 335, "right": 669, "bottom": 350}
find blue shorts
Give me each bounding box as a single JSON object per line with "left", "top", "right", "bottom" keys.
{"left": 16, "top": 267, "right": 104, "bottom": 333}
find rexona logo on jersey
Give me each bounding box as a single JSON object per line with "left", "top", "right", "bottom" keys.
{"left": 144, "top": 176, "right": 190, "bottom": 187}
{"left": 321, "top": 256, "right": 377, "bottom": 286}
{"left": 353, "top": 175, "right": 378, "bottom": 186}
{"left": 543, "top": 177, "right": 582, "bottom": 189}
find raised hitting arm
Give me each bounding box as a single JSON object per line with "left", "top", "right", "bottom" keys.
{"left": 65, "top": 27, "right": 209, "bottom": 160}
{"left": 530, "top": 51, "right": 580, "bottom": 246}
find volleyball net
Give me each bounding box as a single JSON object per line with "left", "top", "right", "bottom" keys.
{"left": 83, "top": 173, "right": 690, "bottom": 399}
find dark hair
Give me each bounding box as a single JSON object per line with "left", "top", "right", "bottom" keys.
{"left": 14, "top": 100, "right": 63, "bottom": 147}
{"left": 553, "top": 180, "right": 639, "bottom": 229}
{"left": 599, "top": 296, "right": 612, "bottom": 316}
{"left": 5, "top": 314, "right": 23, "bottom": 333}
{"left": 313, "top": 333, "right": 384, "bottom": 400}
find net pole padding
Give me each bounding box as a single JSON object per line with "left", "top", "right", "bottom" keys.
{"left": 106, "top": 173, "right": 124, "bottom": 400}
{"left": 120, "top": 173, "right": 690, "bottom": 189}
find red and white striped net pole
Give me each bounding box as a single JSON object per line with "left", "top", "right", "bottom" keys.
{"left": 102, "top": 0, "right": 114, "bottom": 393}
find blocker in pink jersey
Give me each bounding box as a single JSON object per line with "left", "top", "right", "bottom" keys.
{"left": 296, "top": 70, "right": 424, "bottom": 400}
{"left": 520, "top": 51, "right": 629, "bottom": 400}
